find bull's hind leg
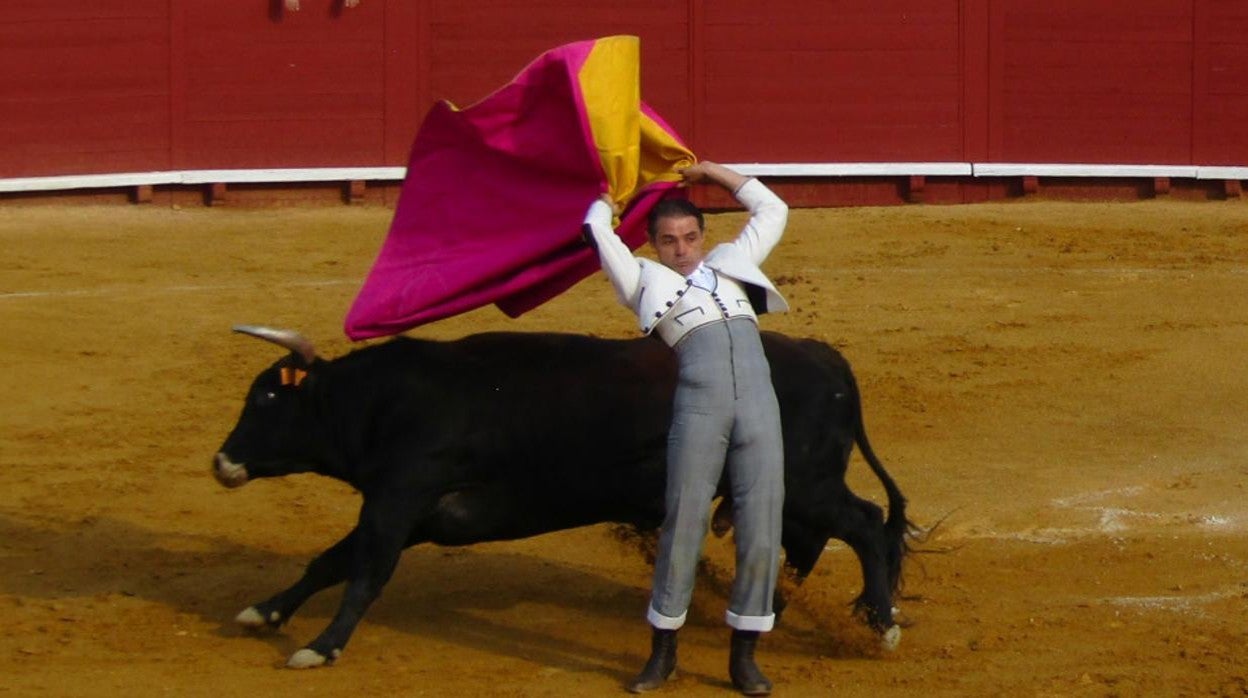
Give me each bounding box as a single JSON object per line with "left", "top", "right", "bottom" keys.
{"left": 236, "top": 528, "right": 359, "bottom": 632}
{"left": 824, "top": 494, "right": 901, "bottom": 649}
{"left": 793, "top": 478, "right": 901, "bottom": 649}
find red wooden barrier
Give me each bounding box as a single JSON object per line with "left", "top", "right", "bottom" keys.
{"left": 1, "top": 0, "right": 1245, "bottom": 203}
{"left": 988, "top": 0, "right": 1193, "bottom": 164}
{"left": 1, "top": 1, "right": 172, "bottom": 175}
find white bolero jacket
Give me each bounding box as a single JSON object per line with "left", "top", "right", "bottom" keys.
{"left": 583, "top": 178, "right": 789, "bottom": 346}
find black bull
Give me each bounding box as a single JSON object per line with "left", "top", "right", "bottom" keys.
{"left": 213, "top": 326, "right": 910, "bottom": 668}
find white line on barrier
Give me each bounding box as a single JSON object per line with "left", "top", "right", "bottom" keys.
{"left": 4, "top": 162, "right": 1245, "bottom": 194}
{"left": 795, "top": 267, "right": 1248, "bottom": 277}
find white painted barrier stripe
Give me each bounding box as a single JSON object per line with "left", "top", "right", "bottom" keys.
{"left": 0, "top": 168, "right": 407, "bottom": 193}
{"left": 971, "top": 163, "right": 1200, "bottom": 178}
{"left": 1195, "top": 166, "right": 1248, "bottom": 180}
{"left": 3, "top": 163, "right": 1244, "bottom": 194}
{"left": 177, "top": 167, "right": 406, "bottom": 184}
{"left": 0, "top": 171, "right": 183, "bottom": 192}
{"left": 726, "top": 162, "right": 973, "bottom": 177}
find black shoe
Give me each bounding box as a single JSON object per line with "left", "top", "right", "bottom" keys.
{"left": 627, "top": 627, "right": 677, "bottom": 693}
{"left": 729, "top": 630, "right": 772, "bottom": 696}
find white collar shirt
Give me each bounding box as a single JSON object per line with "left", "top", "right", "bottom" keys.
{"left": 686, "top": 262, "right": 717, "bottom": 292}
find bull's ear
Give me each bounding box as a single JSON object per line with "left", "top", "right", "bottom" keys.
{"left": 234, "top": 325, "right": 317, "bottom": 366}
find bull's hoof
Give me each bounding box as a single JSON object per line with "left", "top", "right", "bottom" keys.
{"left": 235, "top": 606, "right": 278, "bottom": 630}
{"left": 286, "top": 648, "right": 329, "bottom": 669}
{"left": 880, "top": 624, "right": 902, "bottom": 651}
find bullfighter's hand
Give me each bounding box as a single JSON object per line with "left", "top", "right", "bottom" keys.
{"left": 599, "top": 192, "right": 622, "bottom": 217}
{"left": 679, "top": 161, "right": 748, "bottom": 193}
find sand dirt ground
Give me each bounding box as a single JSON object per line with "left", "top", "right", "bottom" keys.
{"left": 2, "top": 197, "right": 1247, "bottom": 696}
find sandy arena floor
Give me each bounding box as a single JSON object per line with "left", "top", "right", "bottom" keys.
{"left": 2, "top": 197, "right": 1247, "bottom": 696}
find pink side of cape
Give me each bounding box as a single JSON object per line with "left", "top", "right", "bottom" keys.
{"left": 344, "top": 39, "right": 684, "bottom": 340}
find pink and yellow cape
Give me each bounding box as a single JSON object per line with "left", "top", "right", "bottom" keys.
{"left": 345, "top": 35, "right": 695, "bottom": 339}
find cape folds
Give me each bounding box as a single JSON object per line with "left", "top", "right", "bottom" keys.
{"left": 344, "top": 35, "right": 695, "bottom": 340}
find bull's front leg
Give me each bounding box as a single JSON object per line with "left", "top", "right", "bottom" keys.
{"left": 285, "top": 498, "right": 416, "bottom": 668}
{"left": 235, "top": 528, "right": 359, "bottom": 633}
{"left": 774, "top": 518, "right": 827, "bottom": 621}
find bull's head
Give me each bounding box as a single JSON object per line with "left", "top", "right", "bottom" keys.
{"left": 214, "top": 325, "right": 325, "bottom": 488}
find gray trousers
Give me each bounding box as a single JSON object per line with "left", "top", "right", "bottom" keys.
{"left": 646, "top": 318, "right": 785, "bottom": 632}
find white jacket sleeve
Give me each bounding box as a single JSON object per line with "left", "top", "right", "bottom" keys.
{"left": 727, "top": 178, "right": 789, "bottom": 266}
{"left": 583, "top": 199, "right": 642, "bottom": 309}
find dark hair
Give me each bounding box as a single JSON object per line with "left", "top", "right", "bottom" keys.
{"left": 647, "top": 198, "right": 704, "bottom": 241}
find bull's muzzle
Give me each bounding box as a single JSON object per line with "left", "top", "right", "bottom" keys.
{"left": 213, "top": 452, "right": 249, "bottom": 488}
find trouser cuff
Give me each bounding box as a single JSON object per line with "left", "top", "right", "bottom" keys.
{"left": 647, "top": 605, "right": 687, "bottom": 630}
{"left": 726, "top": 610, "right": 775, "bottom": 632}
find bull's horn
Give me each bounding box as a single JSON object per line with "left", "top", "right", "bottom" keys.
{"left": 233, "top": 325, "right": 317, "bottom": 365}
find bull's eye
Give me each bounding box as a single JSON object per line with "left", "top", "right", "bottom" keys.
{"left": 254, "top": 390, "right": 279, "bottom": 407}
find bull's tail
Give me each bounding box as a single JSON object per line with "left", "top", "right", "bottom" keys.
{"left": 847, "top": 369, "right": 911, "bottom": 594}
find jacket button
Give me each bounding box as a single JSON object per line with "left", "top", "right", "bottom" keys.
{"left": 654, "top": 311, "right": 662, "bottom": 318}
{"left": 665, "top": 300, "right": 673, "bottom": 307}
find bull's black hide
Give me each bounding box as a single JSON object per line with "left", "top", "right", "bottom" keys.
{"left": 214, "top": 329, "right": 909, "bottom": 668}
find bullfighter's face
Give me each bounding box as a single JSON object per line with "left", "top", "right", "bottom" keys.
{"left": 652, "top": 214, "right": 705, "bottom": 276}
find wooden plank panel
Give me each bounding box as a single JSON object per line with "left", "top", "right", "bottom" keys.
{"left": 1000, "top": 42, "right": 1191, "bottom": 94}
{"left": 430, "top": 0, "right": 685, "bottom": 26}
{"left": 1193, "top": 0, "right": 1248, "bottom": 164}
{"left": 179, "top": 119, "right": 386, "bottom": 169}
{"left": 177, "top": 0, "right": 386, "bottom": 168}
{"left": 961, "top": 0, "right": 991, "bottom": 162}
{"left": 1001, "top": 118, "right": 1192, "bottom": 164}
{"left": 1197, "top": 0, "right": 1248, "bottom": 42}
{"left": 4, "top": 0, "right": 165, "bottom": 22}
{"left": 710, "top": 103, "right": 963, "bottom": 161}
{"left": 1204, "top": 43, "right": 1248, "bottom": 95}
{"left": 992, "top": 0, "right": 1196, "bottom": 164}
{"left": 1001, "top": 2, "right": 1191, "bottom": 43}
{"left": 382, "top": 0, "right": 424, "bottom": 164}
{"left": 702, "top": 50, "right": 960, "bottom": 101}
{"left": 697, "top": 0, "right": 962, "bottom": 161}
{"left": 0, "top": 5, "right": 170, "bottom": 176}
{"left": 687, "top": 0, "right": 705, "bottom": 150}
{"left": 986, "top": 0, "right": 1007, "bottom": 160}
{"left": 704, "top": 15, "right": 958, "bottom": 51}
{"left": 169, "top": 0, "right": 188, "bottom": 168}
